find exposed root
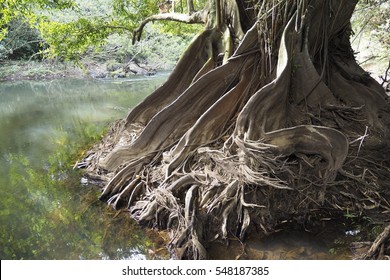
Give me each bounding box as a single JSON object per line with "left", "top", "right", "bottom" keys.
{"left": 99, "top": 53, "right": 252, "bottom": 171}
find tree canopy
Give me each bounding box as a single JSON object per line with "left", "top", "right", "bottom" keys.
{"left": 1, "top": 0, "right": 206, "bottom": 61}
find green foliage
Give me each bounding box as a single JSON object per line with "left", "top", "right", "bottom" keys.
{"left": 1, "top": 0, "right": 206, "bottom": 64}
{"left": 0, "top": 0, "right": 75, "bottom": 39}
{"left": 0, "top": 0, "right": 76, "bottom": 60}
{"left": 1, "top": 0, "right": 386, "bottom": 68}
{"left": 31, "top": 0, "right": 203, "bottom": 63}
{"left": 142, "top": 24, "right": 200, "bottom": 67}
{"left": 112, "top": 0, "right": 206, "bottom": 21}
{"left": 353, "top": 1, "right": 389, "bottom": 48}
{"left": 352, "top": 0, "right": 389, "bottom": 76}
{"left": 0, "top": 18, "right": 42, "bottom": 60}
{"left": 112, "top": 0, "right": 158, "bottom": 23}
{"left": 153, "top": 19, "right": 203, "bottom": 40}
{"left": 99, "top": 23, "right": 199, "bottom": 68}
{"left": 38, "top": 17, "right": 113, "bottom": 60}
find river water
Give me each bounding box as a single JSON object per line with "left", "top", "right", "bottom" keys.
{"left": 0, "top": 75, "right": 170, "bottom": 259}
{"left": 0, "top": 75, "right": 354, "bottom": 260}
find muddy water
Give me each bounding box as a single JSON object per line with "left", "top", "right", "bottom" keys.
{"left": 0, "top": 75, "right": 355, "bottom": 260}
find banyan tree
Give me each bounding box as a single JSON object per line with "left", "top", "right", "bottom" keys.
{"left": 81, "top": 0, "right": 390, "bottom": 259}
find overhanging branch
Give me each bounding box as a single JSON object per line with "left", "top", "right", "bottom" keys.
{"left": 132, "top": 11, "right": 206, "bottom": 44}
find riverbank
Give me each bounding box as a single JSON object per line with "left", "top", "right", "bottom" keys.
{"left": 0, "top": 59, "right": 163, "bottom": 82}
{"left": 0, "top": 60, "right": 85, "bottom": 81}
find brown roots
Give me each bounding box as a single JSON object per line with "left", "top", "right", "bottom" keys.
{"left": 79, "top": 0, "right": 390, "bottom": 259}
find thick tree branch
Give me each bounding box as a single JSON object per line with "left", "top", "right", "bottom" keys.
{"left": 132, "top": 11, "right": 206, "bottom": 44}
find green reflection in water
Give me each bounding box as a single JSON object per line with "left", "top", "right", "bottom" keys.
{"left": 0, "top": 76, "right": 169, "bottom": 259}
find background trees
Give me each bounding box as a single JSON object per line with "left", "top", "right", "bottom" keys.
{"left": 0, "top": 0, "right": 74, "bottom": 59}
{"left": 0, "top": 19, "right": 42, "bottom": 60}
{"left": 1, "top": 0, "right": 204, "bottom": 67}
{"left": 1, "top": 0, "right": 388, "bottom": 81}
{"left": 352, "top": 0, "right": 389, "bottom": 85}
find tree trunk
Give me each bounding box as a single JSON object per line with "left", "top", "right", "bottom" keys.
{"left": 83, "top": 0, "right": 390, "bottom": 259}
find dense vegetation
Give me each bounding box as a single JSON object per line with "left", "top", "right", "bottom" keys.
{"left": 1, "top": 0, "right": 204, "bottom": 76}
{"left": 0, "top": 1, "right": 388, "bottom": 79}
{"left": 351, "top": 0, "right": 389, "bottom": 85}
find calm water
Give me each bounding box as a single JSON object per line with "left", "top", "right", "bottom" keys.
{"left": 0, "top": 74, "right": 355, "bottom": 260}
{"left": 0, "top": 75, "right": 170, "bottom": 259}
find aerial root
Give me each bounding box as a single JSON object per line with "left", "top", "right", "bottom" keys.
{"left": 99, "top": 155, "right": 152, "bottom": 200}
{"left": 106, "top": 177, "right": 141, "bottom": 210}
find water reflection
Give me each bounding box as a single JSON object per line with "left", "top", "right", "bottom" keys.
{"left": 0, "top": 75, "right": 170, "bottom": 259}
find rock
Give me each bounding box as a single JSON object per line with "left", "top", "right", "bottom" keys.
{"left": 89, "top": 70, "right": 106, "bottom": 79}
{"left": 124, "top": 61, "right": 156, "bottom": 76}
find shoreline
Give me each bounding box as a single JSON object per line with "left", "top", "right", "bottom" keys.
{"left": 0, "top": 59, "right": 165, "bottom": 82}
{"left": 0, "top": 60, "right": 86, "bottom": 82}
